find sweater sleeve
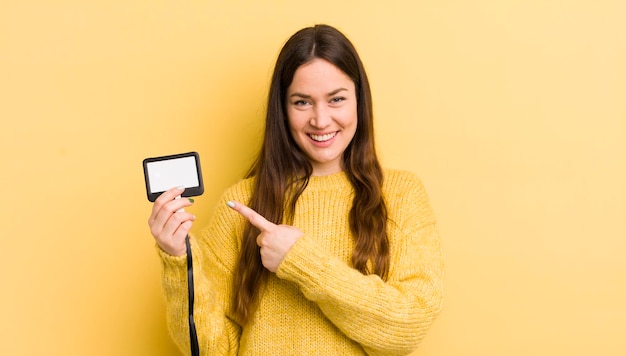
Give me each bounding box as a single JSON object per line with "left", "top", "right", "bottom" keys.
{"left": 275, "top": 174, "right": 444, "bottom": 355}
{"left": 158, "top": 191, "right": 246, "bottom": 355}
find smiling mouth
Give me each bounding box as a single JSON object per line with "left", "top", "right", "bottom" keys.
{"left": 309, "top": 132, "right": 337, "bottom": 142}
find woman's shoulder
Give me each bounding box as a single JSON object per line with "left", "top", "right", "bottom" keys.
{"left": 382, "top": 168, "right": 425, "bottom": 192}
{"left": 382, "top": 168, "right": 436, "bottom": 225}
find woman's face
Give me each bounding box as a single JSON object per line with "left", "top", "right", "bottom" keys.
{"left": 285, "top": 58, "right": 358, "bottom": 176}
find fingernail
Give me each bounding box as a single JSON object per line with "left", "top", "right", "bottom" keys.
{"left": 226, "top": 201, "right": 235, "bottom": 208}
{"left": 177, "top": 185, "right": 185, "bottom": 191}
{"left": 188, "top": 198, "right": 195, "bottom": 203}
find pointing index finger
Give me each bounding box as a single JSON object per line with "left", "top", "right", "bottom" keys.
{"left": 227, "top": 201, "right": 275, "bottom": 232}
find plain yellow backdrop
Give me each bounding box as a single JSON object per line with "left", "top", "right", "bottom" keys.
{"left": 1, "top": 1, "right": 625, "bottom": 355}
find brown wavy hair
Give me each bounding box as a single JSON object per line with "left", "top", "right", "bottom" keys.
{"left": 232, "top": 24, "right": 389, "bottom": 325}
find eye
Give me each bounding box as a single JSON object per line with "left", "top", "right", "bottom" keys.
{"left": 290, "top": 99, "right": 311, "bottom": 111}
{"left": 331, "top": 97, "right": 346, "bottom": 103}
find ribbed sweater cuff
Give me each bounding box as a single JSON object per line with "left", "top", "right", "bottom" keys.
{"left": 156, "top": 244, "right": 188, "bottom": 287}
{"left": 276, "top": 235, "right": 330, "bottom": 292}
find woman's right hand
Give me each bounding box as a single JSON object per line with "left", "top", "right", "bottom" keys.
{"left": 148, "top": 186, "right": 196, "bottom": 256}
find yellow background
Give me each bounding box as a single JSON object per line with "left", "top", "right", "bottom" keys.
{"left": 1, "top": 1, "right": 624, "bottom": 355}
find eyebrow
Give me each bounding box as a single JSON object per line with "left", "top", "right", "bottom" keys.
{"left": 289, "top": 88, "right": 349, "bottom": 99}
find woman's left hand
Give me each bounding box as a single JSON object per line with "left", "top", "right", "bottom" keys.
{"left": 227, "top": 200, "right": 303, "bottom": 272}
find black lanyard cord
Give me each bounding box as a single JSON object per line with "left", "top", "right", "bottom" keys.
{"left": 185, "top": 235, "right": 200, "bottom": 356}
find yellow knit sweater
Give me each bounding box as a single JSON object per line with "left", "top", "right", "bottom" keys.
{"left": 158, "top": 169, "right": 443, "bottom": 355}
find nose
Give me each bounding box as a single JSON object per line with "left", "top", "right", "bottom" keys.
{"left": 310, "top": 104, "right": 331, "bottom": 129}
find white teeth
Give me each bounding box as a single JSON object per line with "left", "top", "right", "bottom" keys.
{"left": 309, "top": 132, "right": 337, "bottom": 142}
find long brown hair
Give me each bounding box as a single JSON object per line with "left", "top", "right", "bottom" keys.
{"left": 232, "top": 24, "right": 389, "bottom": 324}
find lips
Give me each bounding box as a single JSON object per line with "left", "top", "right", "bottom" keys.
{"left": 308, "top": 132, "right": 337, "bottom": 142}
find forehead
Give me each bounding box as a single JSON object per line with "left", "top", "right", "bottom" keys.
{"left": 288, "top": 58, "right": 354, "bottom": 94}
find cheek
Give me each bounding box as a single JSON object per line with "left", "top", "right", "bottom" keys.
{"left": 339, "top": 105, "right": 358, "bottom": 128}
{"left": 286, "top": 110, "right": 309, "bottom": 133}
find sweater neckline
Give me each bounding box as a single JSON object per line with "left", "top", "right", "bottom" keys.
{"left": 306, "top": 171, "right": 351, "bottom": 191}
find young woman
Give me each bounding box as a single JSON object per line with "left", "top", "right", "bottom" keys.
{"left": 148, "top": 24, "right": 443, "bottom": 355}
